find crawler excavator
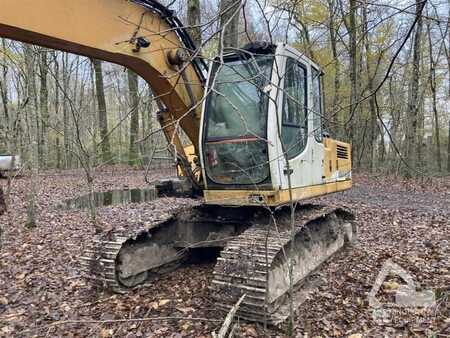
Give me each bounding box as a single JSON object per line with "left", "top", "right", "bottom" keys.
{"left": 0, "top": 0, "right": 355, "bottom": 324}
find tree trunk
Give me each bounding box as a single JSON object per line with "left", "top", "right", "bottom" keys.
{"left": 146, "top": 85, "right": 155, "bottom": 156}
{"left": 378, "top": 122, "right": 386, "bottom": 165}
{"left": 219, "top": 0, "right": 241, "bottom": 49}
{"left": 128, "top": 69, "right": 140, "bottom": 165}
{"left": 52, "top": 52, "right": 62, "bottom": 169}
{"left": 187, "top": 0, "right": 202, "bottom": 48}
{"left": 417, "top": 90, "right": 425, "bottom": 170}
{"left": 92, "top": 59, "right": 111, "bottom": 164}
{"left": 294, "top": 4, "right": 315, "bottom": 61}
{"left": 426, "top": 20, "right": 441, "bottom": 172}
{"left": 348, "top": 0, "right": 358, "bottom": 147}
{"left": 62, "top": 52, "right": 72, "bottom": 168}
{"left": 23, "top": 44, "right": 38, "bottom": 228}
{"left": 0, "top": 39, "right": 9, "bottom": 138}
{"left": 447, "top": 0, "right": 450, "bottom": 172}
{"left": 38, "top": 48, "right": 49, "bottom": 168}
{"left": 405, "top": 0, "right": 424, "bottom": 176}
{"left": 363, "top": 1, "right": 377, "bottom": 172}
{"left": 327, "top": 0, "right": 340, "bottom": 137}
{"left": 448, "top": 0, "right": 450, "bottom": 97}
{"left": 90, "top": 60, "right": 98, "bottom": 164}
{"left": 0, "top": 185, "right": 5, "bottom": 214}
{"left": 447, "top": 119, "right": 450, "bottom": 172}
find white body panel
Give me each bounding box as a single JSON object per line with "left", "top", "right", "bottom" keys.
{"left": 198, "top": 61, "right": 212, "bottom": 189}
{"left": 266, "top": 51, "right": 284, "bottom": 191}
{"left": 271, "top": 44, "right": 325, "bottom": 191}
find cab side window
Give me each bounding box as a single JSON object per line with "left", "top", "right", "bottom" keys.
{"left": 281, "top": 59, "right": 307, "bottom": 159}
{"left": 312, "top": 67, "right": 323, "bottom": 142}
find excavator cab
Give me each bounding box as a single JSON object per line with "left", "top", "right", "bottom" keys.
{"left": 201, "top": 43, "right": 352, "bottom": 206}
{"left": 202, "top": 48, "right": 273, "bottom": 187}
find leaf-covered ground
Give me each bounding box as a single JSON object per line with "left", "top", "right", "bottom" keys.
{"left": 0, "top": 169, "right": 448, "bottom": 337}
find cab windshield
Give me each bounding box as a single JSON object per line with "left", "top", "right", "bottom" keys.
{"left": 204, "top": 55, "right": 273, "bottom": 185}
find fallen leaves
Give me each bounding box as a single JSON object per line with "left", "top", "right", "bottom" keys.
{"left": 1, "top": 325, "right": 14, "bottom": 335}
{"left": 176, "top": 306, "right": 194, "bottom": 314}
{"left": 242, "top": 325, "right": 258, "bottom": 337}
{"left": 348, "top": 334, "right": 363, "bottom": 338}
{"left": 100, "top": 328, "right": 114, "bottom": 337}
{"left": 0, "top": 296, "right": 8, "bottom": 305}
{"left": 0, "top": 170, "right": 448, "bottom": 337}
{"left": 150, "top": 299, "right": 171, "bottom": 310}
{"left": 158, "top": 299, "right": 171, "bottom": 307}
{"left": 383, "top": 281, "right": 401, "bottom": 291}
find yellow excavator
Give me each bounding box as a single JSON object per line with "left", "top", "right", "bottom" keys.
{"left": 0, "top": 0, "right": 354, "bottom": 324}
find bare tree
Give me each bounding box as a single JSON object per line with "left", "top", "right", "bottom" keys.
{"left": 447, "top": 119, "right": 450, "bottom": 173}
{"left": 363, "top": 0, "right": 378, "bottom": 172}
{"left": 23, "top": 44, "right": 38, "bottom": 228}
{"left": 92, "top": 59, "right": 111, "bottom": 164}
{"left": 348, "top": 0, "right": 359, "bottom": 148}
{"left": 52, "top": 51, "right": 62, "bottom": 169}
{"left": 128, "top": 69, "right": 140, "bottom": 165}
{"left": 0, "top": 39, "right": 9, "bottom": 144}
{"left": 405, "top": 0, "right": 424, "bottom": 176}
{"left": 326, "top": 0, "right": 341, "bottom": 137}
{"left": 447, "top": 0, "right": 450, "bottom": 172}
{"left": 62, "top": 52, "right": 72, "bottom": 168}
{"left": 38, "top": 48, "right": 49, "bottom": 167}
{"left": 187, "top": 0, "right": 202, "bottom": 48}
{"left": 219, "top": 0, "right": 241, "bottom": 49}
{"left": 426, "top": 18, "right": 441, "bottom": 172}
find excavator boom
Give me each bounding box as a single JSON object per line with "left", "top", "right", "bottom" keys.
{"left": 0, "top": 0, "right": 205, "bottom": 162}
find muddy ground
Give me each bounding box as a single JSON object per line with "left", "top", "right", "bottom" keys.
{"left": 0, "top": 168, "right": 448, "bottom": 337}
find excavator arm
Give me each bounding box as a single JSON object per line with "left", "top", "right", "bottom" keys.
{"left": 0, "top": 0, "right": 205, "bottom": 172}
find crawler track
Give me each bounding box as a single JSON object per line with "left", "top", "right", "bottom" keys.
{"left": 78, "top": 210, "right": 180, "bottom": 292}
{"left": 79, "top": 234, "right": 128, "bottom": 292}
{"left": 79, "top": 201, "right": 355, "bottom": 326}
{"left": 211, "top": 206, "right": 355, "bottom": 325}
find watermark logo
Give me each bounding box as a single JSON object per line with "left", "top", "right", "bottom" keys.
{"left": 368, "top": 259, "right": 436, "bottom": 325}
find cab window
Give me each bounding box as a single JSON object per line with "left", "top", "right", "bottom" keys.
{"left": 312, "top": 67, "right": 323, "bottom": 142}
{"left": 281, "top": 58, "right": 307, "bottom": 159}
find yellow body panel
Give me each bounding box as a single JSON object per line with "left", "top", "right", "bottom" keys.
{"left": 177, "top": 144, "right": 198, "bottom": 177}
{"left": 204, "top": 138, "right": 352, "bottom": 207}
{"left": 205, "top": 137, "right": 352, "bottom": 206}
{"left": 204, "top": 180, "right": 351, "bottom": 206}
{"left": 323, "top": 138, "right": 352, "bottom": 180}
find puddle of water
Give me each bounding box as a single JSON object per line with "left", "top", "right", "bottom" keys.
{"left": 58, "top": 187, "right": 157, "bottom": 210}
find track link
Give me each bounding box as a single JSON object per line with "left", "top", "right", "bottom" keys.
{"left": 79, "top": 234, "right": 128, "bottom": 292}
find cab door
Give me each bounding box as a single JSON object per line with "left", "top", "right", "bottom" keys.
{"left": 276, "top": 55, "right": 313, "bottom": 190}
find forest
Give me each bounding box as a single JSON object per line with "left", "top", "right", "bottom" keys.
{"left": 0, "top": 0, "right": 449, "bottom": 337}
{"left": 0, "top": 0, "right": 448, "bottom": 175}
